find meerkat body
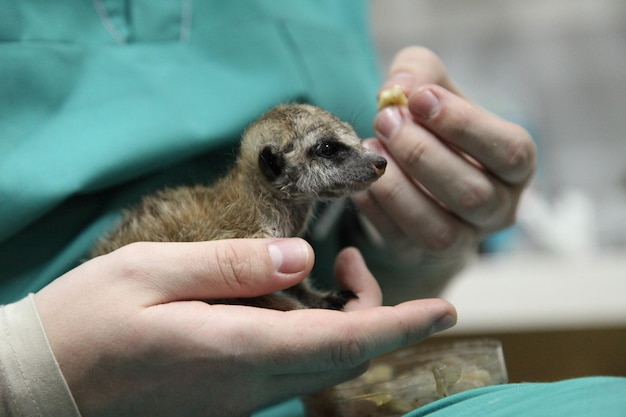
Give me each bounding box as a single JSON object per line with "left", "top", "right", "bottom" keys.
{"left": 91, "top": 104, "right": 386, "bottom": 310}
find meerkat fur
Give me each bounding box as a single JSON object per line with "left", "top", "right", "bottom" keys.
{"left": 90, "top": 103, "right": 387, "bottom": 310}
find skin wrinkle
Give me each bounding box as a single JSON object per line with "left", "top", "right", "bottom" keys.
{"left": 416, "top": 87, "right": 536, "bottom": 188}
{"left": 402, "top": 126, "right": 431, "bottom": 169}
{"left": 359, "top": 140, "right": 474, "bottom": 256}
{"left": 456, "top": 175, "right": 495, "bottom": 217}
{"left": 501, "top": 124, "right": 538, "bottom": 185}
{"left": 213, "top": 242, "right": 255, "bottom": 296}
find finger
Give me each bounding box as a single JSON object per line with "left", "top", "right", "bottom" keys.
{"left": 374, "top": 104, "right": 520, "bottom": 230}
{"left": 333, "top": 247, "right": 382, "bottom": 310}
{"left": 379, "top": 46, "right": 465, "bottom": 99}
{"left": 243, "top": 298, "right": 456, "bottom": 374}
{"left": 409, "top": 85, "right": 537, "bottom": 186}
{"left": 354, "top": 139, "right": 476, "bottom": 254}
{"left": 352, "top": 189, "right": 408, "bottom": 244}
{"left": 102, "top": 238, "right": 314, "bottom": 305}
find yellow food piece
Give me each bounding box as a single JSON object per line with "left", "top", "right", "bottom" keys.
{"left": 377, "top": 85, "right": 408, "bottom": 110}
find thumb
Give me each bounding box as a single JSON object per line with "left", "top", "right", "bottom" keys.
{"left": 101, "top": 238, "right": 314, "bottom": 305}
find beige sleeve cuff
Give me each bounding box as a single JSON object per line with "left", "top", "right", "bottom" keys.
{"left": 0, "top": 294, "right": 81, "bottom": 417}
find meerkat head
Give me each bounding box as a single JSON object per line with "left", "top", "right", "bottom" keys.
{"left": 238, "top": 104, "right": 387, "bottom": 201}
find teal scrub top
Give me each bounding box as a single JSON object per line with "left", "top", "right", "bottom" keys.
{"left": 255, "top": 377, "right": 626, "bottom": 417}
{"left": 0, "top": 0, "right": 380, "bottom": 303}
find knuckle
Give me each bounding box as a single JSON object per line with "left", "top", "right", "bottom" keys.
{"left": 493, "top": 190, "right": 519, "bottom": 230}
{"left": 458, "top": 178, "right": 494, "bottom": 214}
{"left": 331, "top": 327, "right": 365, "bottom": 369}
{"left": 113, "top": 242, "right": 152, "bottom": 280}
{"left": 457, "top": 178, "right": 518, "bottom": 230}
{"left": 421, "top": 218, "right": 480, "bottom": 257}
{"left": 213, "top": 241, "right": 255, "bottom": 292}
{"left": 501, "top": 124, "right": 537, "bottom": 183}
{"left": 114, "top": 240, "right": 144, "bottom": 259}
{"left": 437, "top": 98, "right": 472, "bottom": 132}
{"left": 424, "top": 227, "right": 459, "bottom": 254}
{"left": 460, "top": 178, "right": 521, "bottom": 232}
{"left": 423, "top": 224, "right": 463, "bottom": 254}
{"left": 375, "top": 177, "right": 405, "bottom": 206}
{"left": 403, "top": 137, "right": 430, "bottom": 168}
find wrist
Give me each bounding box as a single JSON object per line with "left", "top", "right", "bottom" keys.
{"left": 0, "top": 294, "right": 81, "bottom": 417}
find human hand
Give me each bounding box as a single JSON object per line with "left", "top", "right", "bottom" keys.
{"left": 353, "top": 47, "right": 537, "bottom": 293}
{"left": 35, "top": 238, "right": 456, "bottom": 417}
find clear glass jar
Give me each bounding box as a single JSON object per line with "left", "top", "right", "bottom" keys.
{"left": 303, "top": 338, "right": 508, "bottom": 417}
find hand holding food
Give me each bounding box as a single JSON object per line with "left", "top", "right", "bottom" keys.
{"left": 353, "top": 47, "right": 537, "bottom": 300}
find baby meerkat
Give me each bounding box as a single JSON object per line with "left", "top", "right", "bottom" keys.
{"left": 90, "top": 103, "right": 387, "bottom": 311}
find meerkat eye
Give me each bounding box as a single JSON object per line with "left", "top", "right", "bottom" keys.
{"left": 314, "top": 140, "right": 348, "bottom": 159}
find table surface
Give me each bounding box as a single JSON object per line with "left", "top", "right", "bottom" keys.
{"left": 439, "top": 248, "right": 626, "bottom": 335}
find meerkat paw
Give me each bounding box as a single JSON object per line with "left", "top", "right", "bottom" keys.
{"left": 208, "top": 295, "right": 306, "bottom": 311}
{"left": 308, "top": 289, "right": 358, "bottom": 311}
{"left": 282, "top": 281, "right": 358, "bottom": 311}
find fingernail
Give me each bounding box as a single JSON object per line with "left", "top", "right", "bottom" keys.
{"left": 411, "top": 88, "right": 441, "bottom": 121}
{"left": 431, "top": 313, "right": 457, "bottom": 333}
{"left": 374, "top": 106, "right": 404, "bottom": 141}
{"left": 268, "top": 239, "right": 310, "bottom": 274}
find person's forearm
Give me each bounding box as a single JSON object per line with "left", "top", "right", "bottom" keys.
{"left": 0, "top": 294, "right": 80, "bottom": 417}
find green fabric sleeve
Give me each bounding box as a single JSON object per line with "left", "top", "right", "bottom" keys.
{"left": 0, "top": 0, "right": 380, "bottom": 303}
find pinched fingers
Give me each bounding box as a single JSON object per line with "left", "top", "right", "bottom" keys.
{"left": 354, "top": 139, "right": 477, "bottom": 254}
{"left": 373, "top": 86, "right": 536, "bottom": 232}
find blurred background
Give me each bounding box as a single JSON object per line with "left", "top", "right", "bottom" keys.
{"left": 370, "top": 0, "right": 626, "bottom": 382}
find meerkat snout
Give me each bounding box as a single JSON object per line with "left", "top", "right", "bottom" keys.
{"left": 373, "top": 155, "right": 387, "bottom": 172}
{"left": 368, "top": 153, "right": 388, "bottom": 179}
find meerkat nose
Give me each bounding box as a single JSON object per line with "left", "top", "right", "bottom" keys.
{"left": 374, "top": 157, "right": 387, "bottom": 172}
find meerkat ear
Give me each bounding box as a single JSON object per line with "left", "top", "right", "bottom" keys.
{"left": 259, "top": 145, "right": 285, "bottom": 181}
